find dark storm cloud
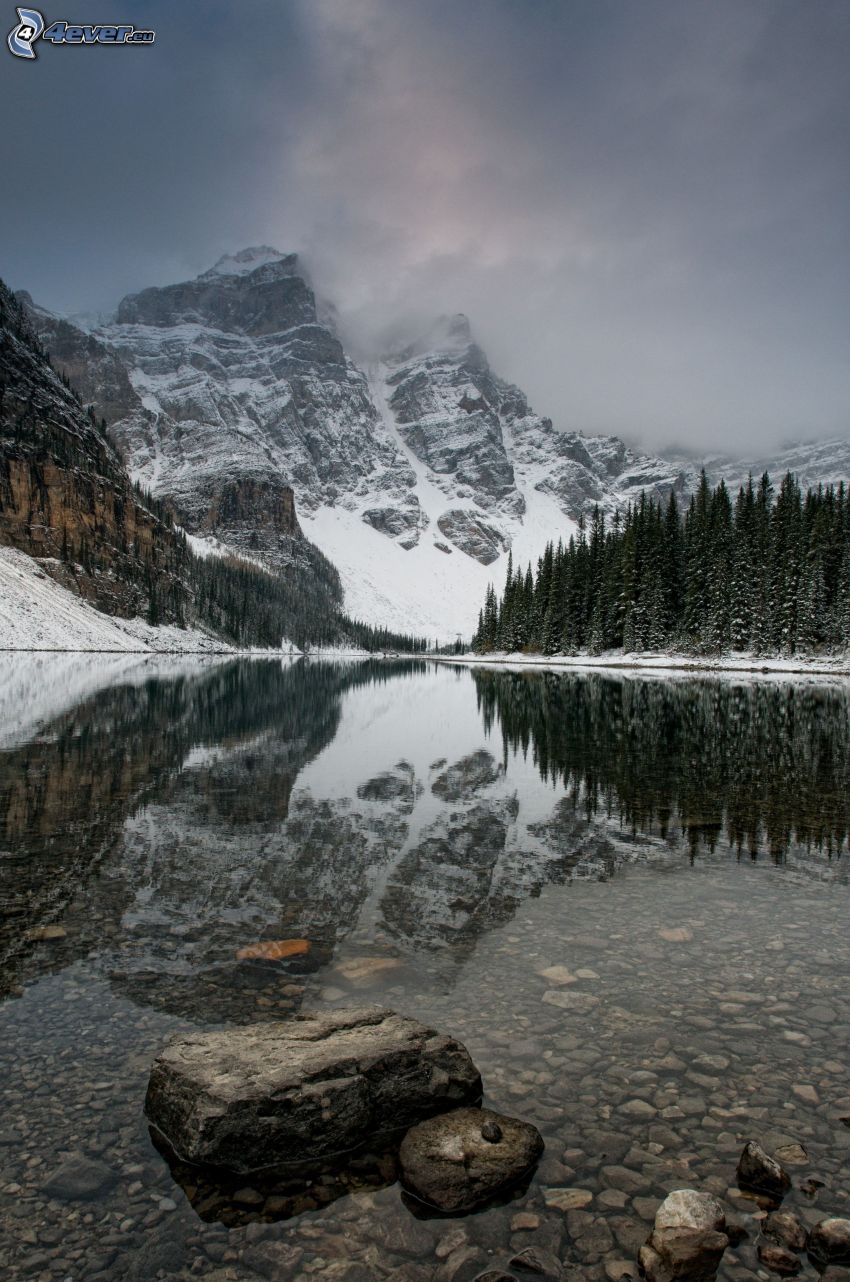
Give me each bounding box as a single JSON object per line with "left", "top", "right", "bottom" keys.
{"left": 2, "top": 0, "right": 848, "bottom": 451}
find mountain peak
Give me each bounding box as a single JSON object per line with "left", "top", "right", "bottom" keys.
{"left": 201, "top": 246, "right": 292, "bottom": 279}
{"left": 387, "top": 312, "right": 474, "bottom": 363}
{"left": 429, "top": 312, "right": 472, "bottom": 350}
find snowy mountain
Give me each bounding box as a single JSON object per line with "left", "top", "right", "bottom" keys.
{"left": 663, "top": 438, "right": 850, "bottom": 498}
{"left": 75, "top": 251, "right": 692, "bottom": 636}
{"left": 0, "top": 275, "right": 388, "bottom": 654}
{"left": 0, "top": 279, "right": 193, "bottom": 630}
{"left": 18, "top": 248, "right": 850, "bottom": 641}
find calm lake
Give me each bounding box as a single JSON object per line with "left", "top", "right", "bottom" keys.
{"left": 1, "top": 657, "right": 849, "bottom": 1282}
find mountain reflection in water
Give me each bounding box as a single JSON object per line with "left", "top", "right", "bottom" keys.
{"left": 2, "top": 657, "right": 850, "bottom": 1282}
{"left": 1, "top": 659, "right": 847, "bottom": 1022}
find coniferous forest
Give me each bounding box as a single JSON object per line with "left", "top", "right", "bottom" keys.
{"left": 472, "top": 473, "right": 850, "bottom": 656}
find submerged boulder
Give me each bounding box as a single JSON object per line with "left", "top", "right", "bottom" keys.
{"left": 398, "top": 1105, "right": 544, "bottom": 1212}
{"left": 41, "top": 1154, "right": 117, "bottom": 1202}
{"left": 809, "top": 1219, "right": 850, "bottom": 1267}
{"left": 639, "top": 1190, "right": 729, "bottom": 1282}
{"left": 654, "top": 1190, "right": 726, "bottom": 1233}
{"left": 758, "top": 1242, "right": 801, "bottom": 1275}
{"left": 736, "top": 1141, "right": 791, "bottom": 1199}
{"left": 145, "top": 1007, "right": 481, "bottom": 1175}
{"left": 763, "top": 1211, "right": 808, "bottom": 1253}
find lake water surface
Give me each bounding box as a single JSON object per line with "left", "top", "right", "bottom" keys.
{"left": 1, "top": 657, "right": 849, "bottom": 1282}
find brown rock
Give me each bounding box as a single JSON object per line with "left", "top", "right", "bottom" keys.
{"left": 25, "top": 924, "right": 67, "bottom": 941}
{"left": 758, "top": 1242, "right": 801, "bottom": 1275}
{"left": 639, "top": 1190, "right": 729, "bottom": 1282}
{"left": 639, "top": 1229, "right": 729, "bottom": 1282}
{"left": 810, "top": 1219, "right": 850, "bottom": 1266}
{"left": 821, "top": 1269, "right": 850, "bottom": 1282}
{"left": 543, "top": 1187, "right": 593, "bottom": 1211}
{"left": 333, "top": 957, "right": 402, "bottom": 983}
{"left": 235, "top": 939, "right": 309, "bottom": 961}
{"left": 399, "top": 1106, "right": 543, "bottom": 1213}
{"left": 763, "top": 1211, "right": 808, "bottom": 1252}
{"left": 736, "top": 1141, "right": 791, "bottom": 1199}
{"left": 508, "top": 1246, "right": 564, "bottom": 1279}
{"left": 773, "top": 1143, "right": 808, "bottom": 1166}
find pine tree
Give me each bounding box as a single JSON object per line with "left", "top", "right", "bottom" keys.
{"left": 470, "top": 471, "right": 845, "bottom": 660}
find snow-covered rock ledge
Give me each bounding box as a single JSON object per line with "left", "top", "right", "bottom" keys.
{"left": 436, "top": 648, "right": 850, "bottom": 678}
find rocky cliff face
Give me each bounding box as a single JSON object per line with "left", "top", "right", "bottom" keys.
{"left": 14, "top": 291, "right": 140, "bottom": 427}
{"left": 0, "top": 281, "right": 187, "bottom": 621}
{"left": 18, "top": 251, "right": 694, "bottom": 636}
{"left": 94, "top": 249, "right": 413, "bottom": 570}
{"left": 20, "top": 248, "right": 850, "bottom": 639}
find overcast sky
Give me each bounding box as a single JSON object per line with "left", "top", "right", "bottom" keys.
{"left": 2, "top": 0, "right": 848, "bottom": 452}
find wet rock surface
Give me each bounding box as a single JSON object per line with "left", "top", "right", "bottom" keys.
{"left": 399, "top": 1107, "right": 544, "bottom": 1213}
{"left": 145, "top": 1007, "right": 482, "bottom": 1172}
{"left": 737, "top": 1141, "right": 792, "bottom": 1199}
{"left": 639, "top": 1190, "right": 729, "bottom": 1282}
{"left": 40, "top": 1154, "right": 117, "bottom": 1202}
{"left": 758, "top": 1241, "right": 802, "bottom": 1274}
{"left": 763, "top": 1211, "right": 808, "bottom": 1252}
{"left": 653, "top": 1191, "right": 726, "bottom": 1233}
{"left": 809, "top": 1219, "right": 850, "bottom": 1266}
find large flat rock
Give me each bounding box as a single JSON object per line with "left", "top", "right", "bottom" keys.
{"left": 145, "top": 1007, "right": 482, "bottom": 1174}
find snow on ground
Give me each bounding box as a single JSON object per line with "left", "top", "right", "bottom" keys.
{"left": 303, "top": 489, "right": 576, "bottom": 644}
{"left": 438, "top": 649, "right": 850, "bottom": 678}
{"left": 183, "top": 531, "right": 272, "bottom": 574}
{"left": 303, "top": 505, "right": 491, "bottom": 641}
{"left": 0, "top": 547, "right": 231, "bottom": 654}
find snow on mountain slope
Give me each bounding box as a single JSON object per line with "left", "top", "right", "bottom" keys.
{"left": 22, "top": 249, "right": 850, "bottom": 643}
{"left": 0, "top": 547, "right": 230, "bottom": 653}
{"left": 303, "top": 367, "right": 580, "bottom": 637}
{"left": 662, "top": 438, "right": 850, "bottom": 497}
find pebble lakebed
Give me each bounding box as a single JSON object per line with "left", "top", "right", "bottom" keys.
{"left": 2, "top": 859, "right": 849, "bottom": 1282}
{"left": 1, "top": 660, "right": 849, "bottom": 1281}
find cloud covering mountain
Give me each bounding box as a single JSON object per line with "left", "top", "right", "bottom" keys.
{"left": 2, "top": 0, "right": 848, "bottom": 454}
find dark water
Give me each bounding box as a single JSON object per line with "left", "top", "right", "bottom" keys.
{"left": 0, "top": 657, "right": 848, "bottom": 1282}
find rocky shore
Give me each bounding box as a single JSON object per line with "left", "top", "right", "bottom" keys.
{"left": 137, "top": 1006, "right": 850, "bottom": 1282}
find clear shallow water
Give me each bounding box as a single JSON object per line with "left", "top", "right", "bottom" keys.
{"left": 0, "top": 657, "right": 849, "bottom": 1282}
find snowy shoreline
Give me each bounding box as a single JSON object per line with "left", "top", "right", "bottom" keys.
{"left": 0, "top": 548, "right": 408, "bottom": 658}
{"left": 434, "top": 649, "right": 850, "bottom": 677}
